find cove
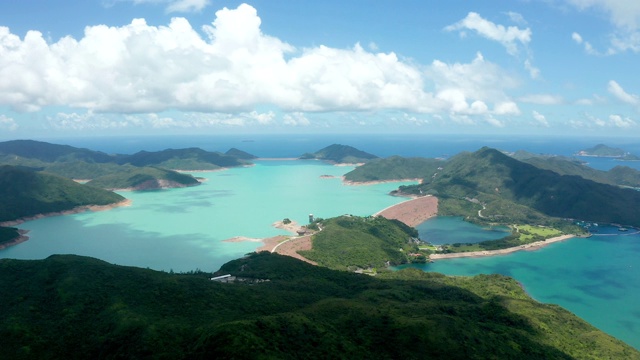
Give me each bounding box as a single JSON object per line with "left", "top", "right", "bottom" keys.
{"left": 416, "top": 216, "right": 511, "bottom": 245}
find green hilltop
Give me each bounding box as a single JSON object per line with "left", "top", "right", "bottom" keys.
{"left": 299, "top": 216, "right": 419, "bottom": 270}
{"left": 399, "top": 147, "right": 640, "bottom": 227}
{"left": 300, "top": 144, "right": 379, "bottom": 163}
{"left": 0, "top": 253, "right": 637, "bottom": 359}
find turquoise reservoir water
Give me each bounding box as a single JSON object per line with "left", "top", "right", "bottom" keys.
{"left": 0, "top": 161, "right": 415, "bottom": 273}
{"left": 416, "top": 216, "right": 511, "bottom": 244}
{"left": 399, "top": 225, "right": 640, "bottom": 349}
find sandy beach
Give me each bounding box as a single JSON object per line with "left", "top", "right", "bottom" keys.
{"left": 374, "top": 195, "right": 438, "bottom": 227}
{"left": 226, "top": 219, "right": 318, "bottom": 265}
{"left": 429, "top": 234, "right": 576, "bottom": 260}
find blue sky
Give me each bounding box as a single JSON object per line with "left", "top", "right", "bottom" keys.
{"left": 0, "top": 0, "right": 639, "bottom": 138}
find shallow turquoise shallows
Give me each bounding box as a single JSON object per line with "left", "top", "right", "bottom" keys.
{"left": 398, "top": 225, "right": 640, "bottom": 350}
{"left": 0, "top": 160, "right": 415, "bottom": 273}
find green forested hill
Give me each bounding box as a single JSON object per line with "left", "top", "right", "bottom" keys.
{"left": 300, "top": 144, "right": 378, "bottom": 163}
{"left": 0, "top": 165, "right": 125, "bottom": 222}
{"left": 0, "top": 140, "right": 253, "bottom": 174}
{"left": 120, "top": 147, "right": 246, "bottom": 169}
{"left": 0, "top": 227, "right": 21, "bottom": 246}
{"left": 86, "top": 166, "right": 200, "bottom": 190}
{"left": 400, "top": 147, "right": 640, "bottom": 227}
{"left": 0, "top": 139, "right": 114, "bottom": 163}
{"left": 0, "top": 253, "right": 636, "bottom": 359}
{"left": 344, "top": 156, "right": 443, "bottom": 182}
{"left": 299, "top": 216, "right": 419, "bottom": 270}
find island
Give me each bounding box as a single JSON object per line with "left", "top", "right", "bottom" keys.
{"left": 576, "top": 144, "right": 640, "bottom": 160}
{"left": 299, "top": 143, "right": 379, "bottom": 164}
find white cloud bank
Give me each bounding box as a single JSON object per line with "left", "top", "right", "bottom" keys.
{"left": 0, "top": 3, "right": 519, "bottom": 123}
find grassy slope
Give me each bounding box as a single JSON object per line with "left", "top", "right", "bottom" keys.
{"left": 0, "top": 253, "right": 637, "bottom": 359}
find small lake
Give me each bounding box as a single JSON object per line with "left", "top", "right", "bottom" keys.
{"left": 416, "top": 216, "right": 511, "bottom": 245}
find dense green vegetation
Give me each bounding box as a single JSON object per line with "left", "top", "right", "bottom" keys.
{"left": 399, "top": 147, "right": 640, "bottom": 228}
{"left": 0, "top": 165, "right": 125, "bottom": 223}
{"left": 299, "top": 215, "right": 420, "bottom": 270}
{"left": 300, "top": 144, "right": 378, "bottom": 163}
{"left": 344, "top": 156, "right": 443, "bottom": 182}
{"left": 0, "top": 253, "right": 636, "bottom": 359}
{"left": 0, "top": 227, "right": 20, "bottom": 246}
{"left": 86, "top": 166, "right": 200, "bottom": 190}
{"left": 120, "top": 147, "right": 247, "bottom": 169}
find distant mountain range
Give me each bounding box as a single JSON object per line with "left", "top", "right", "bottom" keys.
{"left": 0, "top": 140, "right": 255, "bottom": 170}
{"left": 0, "top": 140, "right": 257, "bottom": 190}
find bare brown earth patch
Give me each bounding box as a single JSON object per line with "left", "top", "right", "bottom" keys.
{"left": 374, "top": 196, "right": 438, "bottom": 227}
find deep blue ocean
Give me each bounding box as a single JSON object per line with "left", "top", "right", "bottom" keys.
{"left": 5, "top": 133, "right": 640, "bottom": 349}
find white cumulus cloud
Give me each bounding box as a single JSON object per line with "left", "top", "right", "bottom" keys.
{"left": 445, "top": 12, "right": 532, "bottom": 56}
{"left": 428, "top": 53, "right": 519, "bottom": 116}
{"left": 532, "top": 111, "right": 550, "bottom": 127}
{"left": 0, "top": 4, "right": 531, "bottom": 128}
{"left": 607, "top": 80, "right": 639, "bottom": 104}
{"left": 609, "top": 114, "right": 635, "bottom": 127}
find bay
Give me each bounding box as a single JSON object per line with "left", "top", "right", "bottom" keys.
{"left": 0, "top": 160, "right": 416, "bottom": 272}
{"left": 399, "top": 225, "right": 640, "bottom": 349}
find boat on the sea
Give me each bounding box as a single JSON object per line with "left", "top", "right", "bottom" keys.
{"left": 619, "top": 227, "right": 628, "bottom": 232}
